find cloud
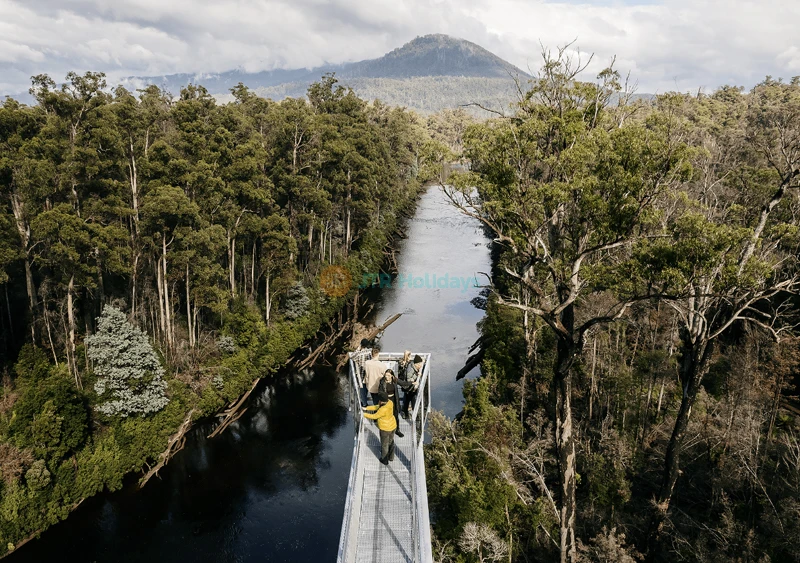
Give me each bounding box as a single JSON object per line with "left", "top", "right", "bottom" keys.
{"left": 1, "top": 0, "right": 799, "bottom": 96}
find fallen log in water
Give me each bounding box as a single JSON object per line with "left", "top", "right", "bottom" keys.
{"left": 139, "top": 408, "right": 196, "bottom": 488}
{"left": 208, "top": 377, "right": 261, "bottom": 438}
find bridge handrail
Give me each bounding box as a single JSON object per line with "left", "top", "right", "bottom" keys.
{"left": 336, "top": 355, "right": 366, "bottom": 563}
{"left": 410, "top": 354, "right": 433, "bottom": 563}
{"left": 338, "top": 350, "right": 433, "bottom": 563}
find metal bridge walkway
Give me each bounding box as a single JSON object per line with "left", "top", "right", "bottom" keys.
{"left": 337, "top": 352, "right": 434, "bottom": 563}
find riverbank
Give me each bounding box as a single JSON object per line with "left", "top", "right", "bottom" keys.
{"left": 6, "top": 186, "right": 491, "bottom": 563}
{"left": 0, "top": 183, "right": 422, "bottom": 560}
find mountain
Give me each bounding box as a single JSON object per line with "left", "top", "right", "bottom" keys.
{"left": 332, "top": 34, "right": 525, "bottom": 79}
{"left": 119, "top": 35, "right": 529, "bottom": 114}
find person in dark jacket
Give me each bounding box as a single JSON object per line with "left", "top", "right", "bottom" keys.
{"left": 362, "top": 391, "right": 396, "bottom": 465}
{"left": 401, "top": 354, "right": 424, "bottom": 418}
{"left": 379, "top": 368, "right": 412, "bottom": 437}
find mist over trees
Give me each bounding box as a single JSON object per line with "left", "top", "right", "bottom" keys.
{"left": 432, "top": 49, "right": 800, "bottom": 563}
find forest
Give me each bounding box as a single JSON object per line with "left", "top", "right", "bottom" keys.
{"left": 0, "top": 72, "right": 442, "bottom": 555}
{"left": 428, "top": 48, "right": 800, "bottom": 562}
{"left": 250, "top": 76, "right": 522, "bottom": 117}
{"left": 2, "top": 43, "right": 799, "bottom": 563}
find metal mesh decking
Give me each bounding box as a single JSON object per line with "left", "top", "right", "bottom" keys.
{"left": 337, "top": 353, "right": 433, "bottom": 563}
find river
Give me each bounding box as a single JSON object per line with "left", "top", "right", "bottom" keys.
{"left": 9, "top": 186, "right": 490, "bottom": 563}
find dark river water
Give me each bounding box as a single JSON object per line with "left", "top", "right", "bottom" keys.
{"left": 10, "top": 187, "right": 490, "bottom": 563}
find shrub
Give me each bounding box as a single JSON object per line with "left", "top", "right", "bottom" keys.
{"left": 86, "top": 305, "right": 168, "bottom": 417}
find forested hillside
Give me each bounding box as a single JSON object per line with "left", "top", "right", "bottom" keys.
{"left": 248, "top": 76, "right": 521, "bottom": 116}
{"left": 0, "top": 73, "right": 441, "bottom": 555}
{"left": 111, "top": 35, "right": 528, "bottom": 116}
{"left": 428, "top": 52, "right": 800, "bottom": 563}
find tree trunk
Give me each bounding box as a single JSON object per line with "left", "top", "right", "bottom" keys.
{"left": 67, "top": 275, "right": 80, "bottom": 388}
{"left": 10, "top": 192, "right": 37, "bottom": 341}
{"left": 228, "top": 232, "right": 236, "bottom": 297}
{"left": 192, "top": 302, "right": 199, "bottom": 346}
{"left": 186, "top": 263, "right": 193, "bottom": 348}
{"left": 156, "top": 256, "right": 165, "bottom": 343}
{"left": 345, "top": 207, "right": 351, "bottom": 256}
{"left": 131, "top": 251, "right": 139, "bottom": 321}
{"left": 589, "top": 337, "right": 597, "bottom": 421}
{"left": 320, "top": 223, "right": 326, "bottom": 261}
{"left": 553, "top": 305, "right": 578, "bottom": 563}
{"left": 649, "top": 338, "right": 714, "bottom": 547}
{"left": 265, "top": 270, "right": 271, "bottom": 326}
{"left": 43, "top": 307, "right": 58, "bottom": 366}
{"left": 162, "top": 233, "right": 172, "bottom": 349}
{"left": 554, "top": 342, "right": 578, "bottom": 563}
{"left": 128, "top": 138, "right": 140, "bottom": 235}
{"left": 250, "top": 242, "right": 256, "bottom": 301}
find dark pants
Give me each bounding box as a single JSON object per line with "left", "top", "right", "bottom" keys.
{"left": 403, "top": 389, "right": 418, "bottom": 416}
{"left": 359, "top": 385, "right": 369, "bottom": 407}
{"left": 379, "top": 429, "right": 395, "bottom": 462}
{"left": 370, "top": 392, "right": 381, "bottom": 405}
{"left": 387, "top": 393, "right": 401, "bottom": 430}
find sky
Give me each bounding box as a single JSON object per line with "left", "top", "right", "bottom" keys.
{"left": 1, "top": 0, "right": 799, "bottom": 96}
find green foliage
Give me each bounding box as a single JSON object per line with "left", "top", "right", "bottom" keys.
{"left": 24, "top": 460, "right": 50, "bottom": 491}
{"left": 429, "top": 58, "right": 800, "bottom": 563}
{"left": 425, "top": 377, "right": 546, "bottom": 556}
{"left": 0, "top": 72, "right": 429, "bottom": 555}
{"left": 9, "top": 360, "right": 88, "bottom": 463}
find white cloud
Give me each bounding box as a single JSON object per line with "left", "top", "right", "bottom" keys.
{"left": 1, "top": 0, "right": 799, "bottom": 95}
{"left": 0, "top": 39, "right": 45, "bottom": 64}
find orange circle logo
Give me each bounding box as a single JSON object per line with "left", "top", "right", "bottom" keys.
{"left": 320, "top": 265, "right": 352, "bottom": 297}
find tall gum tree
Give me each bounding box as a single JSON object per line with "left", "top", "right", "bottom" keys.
{"left": 446, "top": 47, "right": 691, "bottom": 563}
{"left": 632, "top": 82, "right": 800, "bottom": 553}
{"left": 0, "top": 99, "right": 46, "bottom": 341}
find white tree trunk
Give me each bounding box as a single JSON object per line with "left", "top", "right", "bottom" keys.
{"left": 228, "top": 233, "right": 236, "bottom": 297}
{"left": 186, "top": 263, "right": 193, "bottom": 348}
{"left": 162, "top": 233, "right": 172, "bottom": 348}
{"left": 10, "top": 192, "right": 37, "bottom": 340}
{"left": 250, "top": 243, "right": 256, "bottom": 300}
{"left": 67, "top": 275, "right": 80, "bottom": 387}
{"left": 265, "top": 270, "right": 271, "bottom": 325}
{"left": 156, "top": 256, "right": 165, "bottom": 343}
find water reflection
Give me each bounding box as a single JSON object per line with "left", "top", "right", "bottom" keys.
{"left": 10, "top": 367, "right": 352, "bottom": 563}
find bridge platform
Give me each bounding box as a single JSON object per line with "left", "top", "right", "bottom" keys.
{"left": 337, "top": 352, "right": 433, "bottom": 563}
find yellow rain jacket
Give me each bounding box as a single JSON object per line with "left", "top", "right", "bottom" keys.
{"left": 363, "top": 401, "right": 397, "bottom": 432}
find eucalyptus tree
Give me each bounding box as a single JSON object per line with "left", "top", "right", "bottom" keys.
{"left": 0, "top": 99, "right": 46, "bottom": 340}
{"left": 111, "top": 84, "right": 171, "bottom": 321}
{"left": 268, "top": 96, "right": 317, "bottom": 257}
{"left": 446, "top": 47, "right": 691, "bottom": 563}
{"left": 140, "top": 185, "right": 199, "bottom": 352}
{"left": 634, "top": 81, "right": 800, "bottom": 548}
{"left": 31, "top": 203, "right": 126, "bottom": 388}
{"left": 259, "top": 213, "right": 296, "bottom": 325}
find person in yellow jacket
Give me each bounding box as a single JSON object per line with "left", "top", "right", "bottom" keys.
{"left": 363, "top": 391, "right": 397, "bottom": 465}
